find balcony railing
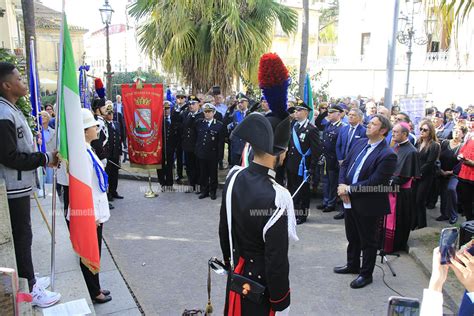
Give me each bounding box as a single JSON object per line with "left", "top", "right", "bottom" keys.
{"left": 426, "top": 51, "right": 449, "bottom": 62}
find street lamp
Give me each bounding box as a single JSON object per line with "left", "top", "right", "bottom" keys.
{"left": 396, "top": 0, "right": 435, "bottom": 96}
{"left": 99, "top": 0, "right": 114, "bottom": 100}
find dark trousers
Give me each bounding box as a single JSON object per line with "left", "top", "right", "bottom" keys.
{"left": 345, "top": 207, "right": 382, "bottom": 278}
{"left": 459, "top": 180, "right": 474, "bottom": 221}
{"left": 199, "top": 157, "right": 218, "bottom": 194}
{"left": 287, "top": 171, "right": 310, "bottom": 220}
{"left": 175, "top": 142, "right": 184, "bottom": 179}
{"left": 184, "top": 151, "right": 200, "bottom": 188}
{"left": 8, "top": 196, "right": 35, "bottom": 291}
{"left": 427, "top": 176, "right": 440, "bottom": 207}
{"left": 440, "top": 176, "right": 458, "bottom": 220}
{"left": 158, "top": 151, "right": 174, "bottom": 186}
{"left": 323, "top": 169, "right": 339, "bottom": 208}
{"left": 414, "top": 175, "right": 433, "bottom": 229}
{"left": 105, "top": 156, "right": 120, "bottom": 195}
{"left": 80, "top": 224, "right": 103, "bottom": 298}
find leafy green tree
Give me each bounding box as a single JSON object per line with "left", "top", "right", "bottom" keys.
{"left": 129, "top": 0, "right": 298, "bottom": 95}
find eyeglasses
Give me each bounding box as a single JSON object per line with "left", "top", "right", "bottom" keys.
{"left": 419, "top": 127, "right": 429, "bottom": 132}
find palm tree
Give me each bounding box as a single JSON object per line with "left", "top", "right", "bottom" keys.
{"left": 129, "top": 0, "right": 298, "bottom": 95}
{"left": 439, "top": 0, "right": 473, "bottom": 22}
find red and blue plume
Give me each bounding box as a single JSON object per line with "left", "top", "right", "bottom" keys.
{"left": 94, "top": 78, "right": 105, "bottom": 99}
{"left": 258, "top": 53, "right": 290, "bottom": 118}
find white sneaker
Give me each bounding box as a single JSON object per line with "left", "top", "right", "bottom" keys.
{"left": 36, "top": 276, "right": 50, "bottom": 289}
{"left": 31, "top": 283, "right": 61, "bottom": 308}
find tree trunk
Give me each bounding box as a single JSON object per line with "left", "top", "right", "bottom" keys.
{"left": 21, "top": 0, "right": 37, "bottom": 88}
{"left": 298, "top": 0, "right": 309, "bottom": 98}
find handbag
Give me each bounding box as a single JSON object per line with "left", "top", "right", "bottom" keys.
{"left": 225, "top": 167, "right": 266, "bottom": 304}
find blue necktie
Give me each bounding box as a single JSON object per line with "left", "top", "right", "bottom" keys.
{"left": 345, "top": 126, "right": 355, "bottom": 156}
{"left": 347, "top": 144, "right": 371, "bottom": 184}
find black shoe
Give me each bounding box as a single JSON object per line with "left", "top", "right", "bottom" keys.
{"left": 333, "top": 211, "right": 345, "bottom": 220}
{"left": 426, "top": 204, "right": 436, "bottom": 210}
{"left": 195, "top": 191, "right": 201, "bottom": 195}
{"left": 93, "top": 295, "right": 112, "bottom": 304}
{"left": 317, "top": 204, "right": 326, "bottom": 210}
{"left": 210, "top": 192, "right": 217, "bottom": 200}
{"left": 109, "top": 203, "right": 115, "bottom": 210}
{"left": 350, "top": 275, "right": 373, "bottom": 289}
{"left": 107, "top": 194, "right": 114, "bottom": 202}
{"left": 333, "top": 265, "right": 360, "bottom": 274}
{"left": 323, "top": 206, "right": 335, "bottom": 213}
{"left": 199, "top": 192, "right": 209, "bottom": 199}
{"left": 101, "top": 289, "right": 111, "bottom": 296}
{"left": 435, "top": 215, "right": 449, "bottom": 221}
{"left": 449, "top": 216, "right": 458, "bottom": 225}
{"left": 112, "top": 193, "right": 124, "bottom": 199}
{"left": 296, "top": 218, "right": 306, "bottom": 225}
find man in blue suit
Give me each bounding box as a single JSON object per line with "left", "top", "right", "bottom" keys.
{"left": 334, "top": 114, "right": 397, "bottom": 289}
{"left": 334, "top": 108, "right": 367, "bottom": 219}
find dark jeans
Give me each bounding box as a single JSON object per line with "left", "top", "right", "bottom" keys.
{"left": 345, "top": 207, "right": 382, "bottom": 278}
{"left": 323, "top": 169, "right": 339, "bottom": 208}
{"left": 158, "top": 151, "right": 174, "bottom": 186}
{"left": 80, "top": 224, "right": 103, "bottom": 298}
{"left": 440, "top": 176, "right": 458, "bottom": 220}
{"left": 8, "top": 196, "right": 36, "bottom": 291}
{"left": 287, "top": 171, "right": 310, "bottom": 220}
{"left": 175, "top": 143, "right": 184, "bottom": 179}
{"left": 459, "top": 180, "right": 474, "bottom": 221}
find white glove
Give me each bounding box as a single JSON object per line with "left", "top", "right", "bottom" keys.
{"left": 275, "top": 306, "right": 290, "bottom": 316}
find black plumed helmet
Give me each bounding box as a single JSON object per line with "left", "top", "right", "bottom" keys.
{"left": 267, "top": 116, "right": 291, "bottom": 155}
{"left": 231, "top": 113, "right": 274, "bottom": 154}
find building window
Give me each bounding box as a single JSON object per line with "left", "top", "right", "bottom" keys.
{"left": 361, "top": 32, "right": 370, "bottom": 56}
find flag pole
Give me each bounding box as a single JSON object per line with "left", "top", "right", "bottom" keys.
{"left": 29, "top": 36, "right": 47, "bottom": 198}
{"left": 50, "top": 0, "right": 66, "bottom": 291}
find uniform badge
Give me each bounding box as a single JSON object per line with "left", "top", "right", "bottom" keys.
{"left": 212, "top": 136, "right": 215, "bottom": 140}
{"left": 300, "top": 133, "right": 306, "bottom": 141}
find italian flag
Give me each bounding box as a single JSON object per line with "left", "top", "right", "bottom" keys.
{"left": 58, "top": 15, "right": 100, "bottom": 273}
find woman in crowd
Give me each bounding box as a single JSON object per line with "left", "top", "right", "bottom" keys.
{"left": 458, "top": 131, "right": 474, "bottom": 221}
{"left": 414, "top": 120, "right": 440, "bottom": 229}
{"left": 40, "top": 111, "right": 55, "bottom": 183}
{"left": 78, "top": 108, "right": 112, "bottom": 303}
{"left": 437, "top": 126, "right": 467, "bottom": 224}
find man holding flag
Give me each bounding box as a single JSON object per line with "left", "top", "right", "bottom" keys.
{"left": 0, "top": 62, "right": 61, "bottom": 307}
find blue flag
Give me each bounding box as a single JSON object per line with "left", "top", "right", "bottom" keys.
{"left": 29, "top": 40, "right": 46, "bottom": 153}
{"left": 166, "top": 87, "right": 176, "bottom": 110}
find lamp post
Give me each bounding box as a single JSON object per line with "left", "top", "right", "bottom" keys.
{"left": 99, "top": 0, "right": 114, "bottom": 100}
{"left": 396, "top": 0, "right": 435, "bottom": 96}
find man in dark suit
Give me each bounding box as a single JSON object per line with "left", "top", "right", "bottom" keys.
{"left": 171, "top": 91, "right": 187, "bottom": 182}
{"left": 334, "top": 108, "right": 367, "bottom": 219}
{"left": 285, "top": 99, "right": 321, "bottom": 224}
{"left": 334, "top": 114, "right": 397, "bottom": 289}
{"left": 195, "top": 103, "right": 224, "bottom": 200}
{"left": 157, "top": 101, "right": 177, "bottom": 190}
{"left": 104, "top": 103, "right": 124, "bottom": 201}
{"left": 113, "top": 95, "right": 127, "bottom": 162}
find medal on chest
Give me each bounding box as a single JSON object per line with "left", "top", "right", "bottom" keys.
{"left": 299, "top": 133, "right": 306, "bottom": 142}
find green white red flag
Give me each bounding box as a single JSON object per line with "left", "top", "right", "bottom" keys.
{"left": 58, "top": 14, "right": 100, "bottom": 273}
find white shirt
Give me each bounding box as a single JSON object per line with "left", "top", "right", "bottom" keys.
{"left": 351, "top": 139, "right": 384, "bottom": 184}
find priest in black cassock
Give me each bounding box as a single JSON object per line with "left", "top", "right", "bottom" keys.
{"left": 385, "top": 122, "right": 420, "bottom": 253}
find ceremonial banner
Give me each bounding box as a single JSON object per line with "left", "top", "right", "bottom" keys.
{"left": 400, "top": 97, "right": 425, "bottom": 136}
{"left": 122, "top": 83, "right": 163, "bottom": 168}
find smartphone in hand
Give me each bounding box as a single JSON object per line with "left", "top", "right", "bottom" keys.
{"left": 387, "top": 296, "right": 420, "bottom": 316}
{"left": 439, "top": 227, "right": 459, "bottom": 265}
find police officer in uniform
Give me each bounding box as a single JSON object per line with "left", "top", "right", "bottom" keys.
{"left": 319, "top": 104, "right": 345, "bottom": 213}
{"left": 195, "top": 103, "right": 224, "bottom": 200}
{"left": 104, "top": 101, "right": 123, "bottom": 201}
{"left": 224, "top": 96, "right": 249, "bottom": 166}
{"left": 181, "top": 95, "right": 203, "bottom": 192}
{"left": 285, "top": 99, "right": 321, "bottom": 224}
{"left": 157, "top": 101, "right": 177, "bottom": 190}
{"left": 172, "top": 91, "right": 187, "bottom": 182}
{"left": 219, "top": 113, "right": 296, "bottom": 316}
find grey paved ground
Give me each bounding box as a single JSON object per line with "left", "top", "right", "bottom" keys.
{"left": 105, "top": 179, "right": 432, "bottom": 316}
